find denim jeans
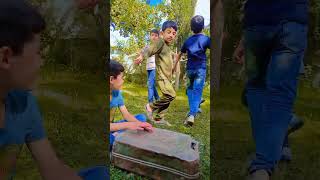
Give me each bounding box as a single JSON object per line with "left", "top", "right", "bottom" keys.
{"left": 78, "top": 166, "right": 109, "bottom": 180}
{"left": 147, "top": 69, "right": 160, "bottom": 103}
{"left": 244, "top": 21, "right": 307, "bottom": 174}
{"left": 109, "top": 114, "right": 147, "bottom": 150}
{"left": 186, "top": 68, "right": 206, "bottom": 116}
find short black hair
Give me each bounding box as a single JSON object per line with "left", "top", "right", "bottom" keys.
{"left": 191, "top": 15, "right": 204, "bottom": 33}
{"left": 150, "top": 29, "right": 159, "bottom": 35}
{"left": 110, "top": 59, "right": 124, "bottom": 78}
{"left": 0, "top": 0, "right": 46, "bottom": 55}
{"left": 161, "top": 21, "right": 177, "bottom": 32}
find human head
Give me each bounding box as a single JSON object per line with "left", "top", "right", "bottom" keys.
{"left": 161, "top": 20, "right": 177, "bottom": 44}
{"left": 150, "top": 29, "right": 159, "bottom": 42}
{"left": 0, "top": 0, "right": 46, "bottom": 91}
{"left": 191, "top": 15, "right": 204, "bottom": 34}
{"left": 109, "top": 59, "right": 125, "bottom": 90}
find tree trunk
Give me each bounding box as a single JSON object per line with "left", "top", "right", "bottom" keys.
{"left": 175, "top": 60, "right": 181, "bottom": 90}
{"left": 212, "top": 0, "right": 224, "bottom": 93}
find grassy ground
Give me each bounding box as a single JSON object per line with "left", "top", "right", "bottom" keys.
{"left": 110, "top": 83, "right": 211, "bottom": 179}
{"left": 14, "top": 67, "right": 210, "bottom": 179}
{"left": 214, "top": 81, "right": 320, "bottom": 180}
{"left": 15, "top": 68, "right": 108, "bottom": 179}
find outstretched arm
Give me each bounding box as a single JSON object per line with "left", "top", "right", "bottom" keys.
{"left": 173, "top": 52, "right": 183, "bottom": 73}
{"left": 134, "top": 40, "right": 164, "bottom": 64}
{"left": 28, "top": 139, "right": 82, "bottom": 180}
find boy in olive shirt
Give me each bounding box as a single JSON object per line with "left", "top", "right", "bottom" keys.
{"left": 135, "top": 21, "right": 178, "bottom": 125}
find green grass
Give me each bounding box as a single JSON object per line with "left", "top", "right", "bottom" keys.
{"left": 14, "top": 68, "right": 210, "bottom": 179}
{"left": 15, "top": 69, "right": 108, "bottom": 180}
{"left": 213, "top": 82, "right": 320, "bottom": 180}
{"left": 110, "top": 83, "right": 211, "bottom": 179}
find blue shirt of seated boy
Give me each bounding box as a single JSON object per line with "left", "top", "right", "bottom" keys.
{"left": 109, "top": 90, "right": 146, "bottom": 149}
{"left": 181, "top": 34, "right": 210, "bottom": 70}
{"left": 0, "top": 90, "right": 46, "bottom": 179}
{"left": 110, "top": 90, "right": 124, "bottom": 123}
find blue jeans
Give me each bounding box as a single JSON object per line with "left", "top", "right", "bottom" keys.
{"left": 78, "top": 166, "right": 109, "bottom": 180}
{"left": 147, "top": 69, "right": 160, "bottom": 103}
{"left": 109, "top": 114, "right": 147, "bottom": 150}
{"left": 244, "top": 21, "right": 307, "bottom": 174}
{"left": 186, "top": 68, "right": 206, "bottom": 116}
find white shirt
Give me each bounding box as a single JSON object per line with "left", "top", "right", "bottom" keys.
{"left": 146, "top": 55, "right": 156, "bottom": 70}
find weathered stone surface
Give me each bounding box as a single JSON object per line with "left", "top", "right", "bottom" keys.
{"left": 112, "top": 128, "right": 200, "bottom": 180}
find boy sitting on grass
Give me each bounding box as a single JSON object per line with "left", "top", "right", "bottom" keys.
{"left": 109, "top": 60, "right": 153, "bottom": 150}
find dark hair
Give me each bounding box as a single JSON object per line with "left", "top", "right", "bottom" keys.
{"left": 161, "top": 21, "right": 177, "bottom": 32}
{"left": 191, "top": 15, "right": 204, "bottom": 33}
{"left": 150, "top": 29, "right": 159, "bottom": 35}
{"left": 0, "top": 0, "right": 46, "bottom": 55}
{"left": 110, "top": 59, "right": 124, "bottom": 78}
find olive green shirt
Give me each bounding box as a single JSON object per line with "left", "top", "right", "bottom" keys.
{"left": 143, "top": 39, "right": 173, "bottom": 80}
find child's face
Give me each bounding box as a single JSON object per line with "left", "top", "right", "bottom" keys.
{"left": 0, "top": 34, "right": 42, "bottom": 91}
{"left": 161, "top": 28, "right": 177, "bottom": 44}
{"left": 150, "top": 33, "right": 159, "bottom": 42}
{"left": 110, "top": 72, "right": 124, "bottom": 90}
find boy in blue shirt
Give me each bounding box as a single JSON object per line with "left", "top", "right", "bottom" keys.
{"left": 109, "top": 60, "right": 153, "bottom": 149}
{"left": 0, "top": 0, "right": 108, "bottom": 179}
{"left": 174, "top": 15, "right": 210, "bottom": 126}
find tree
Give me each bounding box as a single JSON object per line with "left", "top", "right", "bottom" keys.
{"left": 212, "top": 0, "right": 224, "bottom": 93}
{"left": 111, "top": 0, "right": 197, "bottom": 86}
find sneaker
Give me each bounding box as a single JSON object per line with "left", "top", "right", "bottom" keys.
{"left": 145, "top": 104, "right": 153, "bottom": 121}
{"left": 247, "top": 170, "right": 269, "bottom": 180}
{"left": 198, "top": 99, "right": 205, "bottom": 109}
{"left": 200, "top": 99, "right": 205, "bottom": 105}
{"left": 152, "top": 115, "right": 172, "bottom": 126}
{"left": 280, "top": 146, "right": 292, "bottom": 162}
{"left": 184, "top": 115, "right": 195, "bottom": 127}
{"left": 288, "top": 115, "right": 304, "bottom": 135}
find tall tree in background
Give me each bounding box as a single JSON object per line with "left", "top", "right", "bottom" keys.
{"left": 167, "top": 0, "right": 197, "bottom": 90}
{"left": 212, "top": 0, "right": 224, "bottom": 92}
{"left": 111, "top": 0, "right": 166, "bottom": 55}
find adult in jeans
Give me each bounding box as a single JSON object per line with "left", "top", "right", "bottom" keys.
{"left": 233, "top": 0, "right": 309, "bottom": 179}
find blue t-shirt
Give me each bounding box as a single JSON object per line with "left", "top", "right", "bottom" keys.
{"left": 181, "top": 34, "right": 210, "bottom": 70}
{"left": 110, "top": 90, "right": 124, "bottom": 123}
{"left": 0, "top": 90, "right": 46, "bottom": 179}
{"left": 243, "top": 0, "right": 309, "bottom": 27}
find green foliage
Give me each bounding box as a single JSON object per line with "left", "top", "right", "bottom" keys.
{"left": 111, "top": 0, "right": 167, "bottom": 49}
{"left": 33, "top": 0, "right": 108, "bottom": 73}
{"left": 111, "top": 0, "right": 206, "bottom": 85}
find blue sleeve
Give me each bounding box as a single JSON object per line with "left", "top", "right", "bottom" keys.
{"left": 117, "top": 91, "right": 125, "bottom": 107}
{"left": 206, "top": 37, "right": 211, "bottom": 49}
{"left": 181, "top": 41, "right": 187, "bottom": 53}
{"left": 25, "top": 94, "right": 46, "bottom": 143}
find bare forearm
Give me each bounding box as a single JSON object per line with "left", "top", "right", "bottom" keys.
{"left": 39, "top": 161, "right": 82, "bottom": 180}
{"left": 28, "top": 139, "right": 82, "bottom": 180}
{"left": 123, "top": 114, "right": 139, "bottom": 122}
{"left": 173, "top": 53, "right": 182, "bottom": 69}
{"left": 111, "top": 122, "right": 133, "bottom": 132}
